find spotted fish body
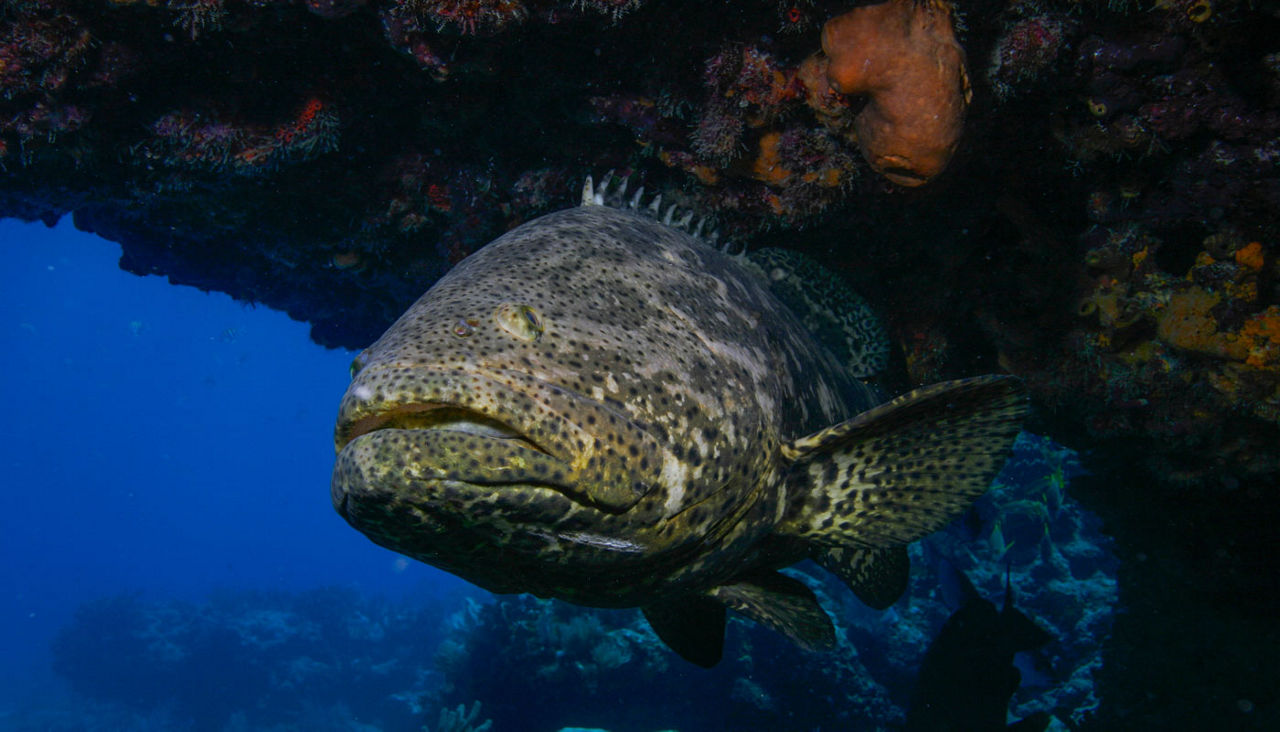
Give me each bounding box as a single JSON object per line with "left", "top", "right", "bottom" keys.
{"left": 332, "top": 184, "right": 1027, "bottom": 666}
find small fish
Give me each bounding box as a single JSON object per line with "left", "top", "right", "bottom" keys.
{"left": 906, "top": 563, "right": 1054, "bottom": 732}
{"left": 990, "top": 517, "right": 1015, "bottom": 560}
{"left": 331, "top": 176, "right": 1028, "bottom": 666}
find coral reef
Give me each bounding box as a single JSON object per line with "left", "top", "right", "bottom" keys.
{"left": 927, "top": 434, "right": 1117, "bottom": 725}
{"left": 429, "top": 592, "right": 903, "bottom": 731}
{"left": 1010, "top": 221, "right": 1280, "bottom": 484}
{"left": 428, "top": 701, "right": 492, "bottom": 732}
{"left": 48, "top": 587, "right": 458, "bottom": 731}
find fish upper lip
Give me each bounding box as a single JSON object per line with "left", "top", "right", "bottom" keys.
{"left": 339, "top": 403, "right": 555, "bottom": 457}
{"left": 334, "top": 365, "right": 579, "bottom": 461}
{"left": 334, "top": 399, "right": 580, "bottom": 496}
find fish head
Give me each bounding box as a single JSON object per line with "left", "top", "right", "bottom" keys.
{"left": 331, "top": 206, "right": 774, "bottom": 599}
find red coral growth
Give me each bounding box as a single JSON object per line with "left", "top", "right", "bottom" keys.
{"left": 692, "top": 45, "right": 802, "bottom": 165}
{"left": 405, "top": 0, "right": 528, "bottom": 35}
{"left": 142, "top": 108, "right": 266, "bottom": 173}
{"left": 0, "top": 11, "right": 92, "bottom": 99}
{"left": 380, "top": 5, "right": 453, "bottom": 79}
{"left": 426, "top": 183, "right": 452, "bottom": 212}
{"left": 305, "top": 0, "right": 369, "bottom": 19}
{"left": 801, "top": 0, "right": 970, "bottom": 187}
{"left": 573, "top": 0, "right": 645, "bottom": 22}
{"left": 168, "top": 0, "right": 228, "bottom": 41}
{"left": 138, "top": 98, "right": 338, "bottom": 176}
{"left": 988, "top": 14, "right": 1072, "bottom": 100}
{"left": 273, "top": 97, "right": 340, "bottom": 158}
{"left": 776, "top": 2, "right": 818, "bottom": 35}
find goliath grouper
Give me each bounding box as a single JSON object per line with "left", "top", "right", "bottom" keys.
{"left": 332, "top": 176, "right": 1028, "bottom": 667}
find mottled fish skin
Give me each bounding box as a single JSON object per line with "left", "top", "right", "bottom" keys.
{"left": 332, "top": 204, "right": 872, "bottom": 607}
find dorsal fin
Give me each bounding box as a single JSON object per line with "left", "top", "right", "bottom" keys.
{"left": 777, "top": 375, "right": 1028, "bottom": 548}
{"left": 580, "top": 172, "right": 727, "bottom": 250}
{"left": 745, "top": 247, "right": 890, "bottom": 380}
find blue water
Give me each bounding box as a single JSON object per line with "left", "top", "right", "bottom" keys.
{"left": 1, "top": 218, "right": 463, "bottom": 700}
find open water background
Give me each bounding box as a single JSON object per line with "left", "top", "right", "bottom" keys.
{"left": 0, "top": 219, "right": 465, "bottom": 706}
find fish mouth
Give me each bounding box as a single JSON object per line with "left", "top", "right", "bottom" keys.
{"left": 331, "top": 404, "right": 582, "bottom": 536}
{"left": 332, "top": 365, "right": 581, "bottom": 463}
{"left": 334, "top": 402, "right": 577, "bottom": 495}
{"left": 332, "top": 366, "right": 653, "bottom": 512}
{"left": 338, "top": 403, "right": 557, "bottom": 461}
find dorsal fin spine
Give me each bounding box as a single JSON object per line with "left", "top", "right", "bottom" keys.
{"left": 580, "top": 172, "right": 740, "bottom": 254}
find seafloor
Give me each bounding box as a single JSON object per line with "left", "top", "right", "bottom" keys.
{"left": 3, "top": 0, "right": 1278, "bottom": 729}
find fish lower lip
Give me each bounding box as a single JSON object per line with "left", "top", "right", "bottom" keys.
{"left": 331, "top": 431, "right": 581, "bottom": 543}
{"left": 338, "top": 425, "right": 576, "bottom": 491}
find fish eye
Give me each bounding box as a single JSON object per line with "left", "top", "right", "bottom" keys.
{"left": 494, "top": 303, "right": 544, "bottom": 342}
{"left": 349, "top": 353, "right": 367, "bottom": 379}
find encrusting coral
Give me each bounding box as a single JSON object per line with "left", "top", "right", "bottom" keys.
{"left": 800, "top": 0, "right": 970, "bottom": 186}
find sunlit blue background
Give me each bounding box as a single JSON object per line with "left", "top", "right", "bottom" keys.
{"left": 0, "top": 218, "right": 463, "bottom": 701}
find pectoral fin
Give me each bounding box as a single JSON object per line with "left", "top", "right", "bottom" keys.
{"left": 642, "top": 595, "right": 725, "bottom": 668}
{"left": 708, "top": 571, "right": 836, "bottom": 652}
{"left": 778, "top": 375, "right": 1027, "bottom": 549}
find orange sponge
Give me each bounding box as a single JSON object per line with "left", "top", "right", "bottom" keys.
{"left": 813, "top": 0, "right": 970, "bottom": 186}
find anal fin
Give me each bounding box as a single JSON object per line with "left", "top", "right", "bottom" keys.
{"left": 642, "top": 595, "right": 725, "bottom": 668}
{"left": 708, "top": 571, "right": 836, "bottom": 652}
